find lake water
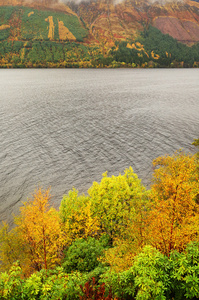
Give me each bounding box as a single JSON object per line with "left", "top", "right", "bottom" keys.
{"left": 0, "top": 68, "right": 199, "bottom": 224}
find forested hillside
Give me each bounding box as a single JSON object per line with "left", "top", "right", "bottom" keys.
{"left": 0, "top": 0, "right": 199, "bottom": 67}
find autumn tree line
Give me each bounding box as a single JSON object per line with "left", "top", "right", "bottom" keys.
{"left": 1, "top": 26, "right": 199, "bottom": 68}
{"left": 0, "top": 140, "right": 199, "bottom": 299}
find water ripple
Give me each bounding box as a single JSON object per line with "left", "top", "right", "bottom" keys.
{"left": 0, "top": 69, "right": 199, "bottom": 224}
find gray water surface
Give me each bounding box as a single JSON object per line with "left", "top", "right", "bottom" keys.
{"left": 0, "top": 69, "right": 199, "bottom": 223}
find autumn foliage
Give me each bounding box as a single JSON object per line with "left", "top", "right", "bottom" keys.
{"left": 80, "top": 278, "right": 113, "bottom": 300}
{"left": 0, "top": 188, "right": 66, "bottom": 275}
{"left": 0, "top": 147, "right": 199, "bottom": 299}
{"left": 148, "top": 152, "right": 199, "bottom": 255}
{"left": 16, "top": 188, "right": 66, "bottom": 272}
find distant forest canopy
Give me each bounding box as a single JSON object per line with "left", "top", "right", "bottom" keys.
{"left": 0, "top": 140, "right": 199, "bottom": 299}
{"left": 0, "top": 0, "right": 199, "bottom": 68}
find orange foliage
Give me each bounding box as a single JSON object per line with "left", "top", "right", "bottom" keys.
{"left": 28, "top": 11, "right": 34, "bottom": 17}
{"left": 0, "top": 25, "right": 10, "bottom": 30}
{"left": 102, "top": 239, "right": 135, "bottom": 272}
{"left": 148, "top": 152, "right": 199, "bottom": 256}
{"left": 15, "top": 188, "right": 65, "bottom": 274}
{"left": 151, "top": 51, "right": 160, "bottom": 59}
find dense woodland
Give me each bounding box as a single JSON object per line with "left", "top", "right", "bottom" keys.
{"left": 0, "top": 139, "right": 199, "bottom": 299}
{"left": 1, "top": 27, "right": 199, "bottom": 68}
{"left": 0, "top": 5, "right": 199, "bottom": 68}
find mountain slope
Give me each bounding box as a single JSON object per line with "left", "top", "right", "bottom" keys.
{"left": 0, "top": 5, "right": 88, "bottom": 42}
{"left": 1, "top": 0, "right": 199, "bottom": 44}
{"left": 75, "top": 0, "right": 199, "bottom": 45}
{"left": 0, "top": 0, "right": 199, "bottom": 67}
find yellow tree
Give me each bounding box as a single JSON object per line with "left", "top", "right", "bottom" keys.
{"left": 15, "top": 188, "right": 65, "bottom": 274}
{"left": 88, "top": 167, "right": 148, "bottom": 242}
{"left": 88, "top": 167, "right": 150, "bottom": 272}
{"left": 148, "top": 151, "right": 199, "bottom": 256}
{"left": 59, "top": 188, "right": 100, "bottom": 243}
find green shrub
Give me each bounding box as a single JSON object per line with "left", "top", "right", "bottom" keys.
{"left": 133, "top": 246, "right": 170, "bottom": 300}
{"left": 0, "top": 262, "right": 24, "bottom": 300}
{"left": 101, "top": 246, "right": 170, "bottom": 300}
{"left": 62, "top": 236, "right": 110, "bottom": 273}
{"left": 170, "top": 242, "right": 199, "bottom": 299}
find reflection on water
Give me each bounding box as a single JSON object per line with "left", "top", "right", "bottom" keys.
{"left": 0, "top": 69, "right": 199, "bottom": 223}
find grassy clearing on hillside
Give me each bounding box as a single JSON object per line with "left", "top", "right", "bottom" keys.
{"left": 0, "top": 6, "right": 88, "bottom": 42}
{"left": 20, "top": 7, "right": 88, "bottom": 42}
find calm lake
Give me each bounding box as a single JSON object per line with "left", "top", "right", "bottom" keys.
{"left": 0, "top": 68, "right": 199, "bottom": 224}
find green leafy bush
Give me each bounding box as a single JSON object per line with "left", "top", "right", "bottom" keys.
{"left": 169, "top": 242, "right": 199, "bottom": 299}
{"left": 0, "top": 262, "right": 24, "bottom": 300}
{"left": 133, "top": 246, "right": 171, "bottom": 300}
{"left": 62, "top": 236, "right": 110, "bottom": 273}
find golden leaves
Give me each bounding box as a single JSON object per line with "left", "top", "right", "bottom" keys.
{"left": 15, "top": 188, "right": 66, "bottom": 274}
{"left": 0, "top": 25, "right": 10, "bottom": 30}
{"left": 148, "top": 151, "right": 199, "bottom": 256}
{"left": 58, "top": 20, "right": 76, "bottom": 41}
{"left": 60, "top": 188, "right": 100, "bottom": 243}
